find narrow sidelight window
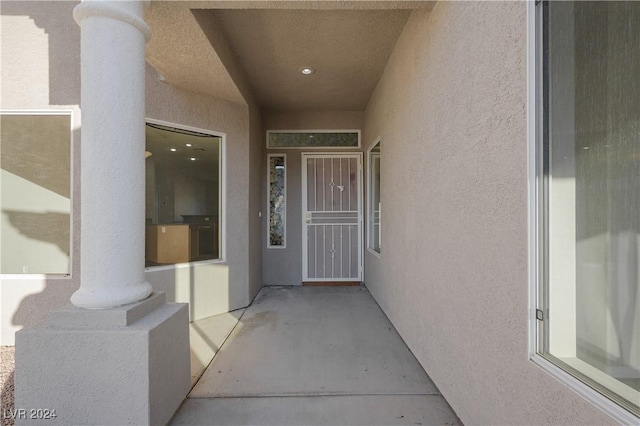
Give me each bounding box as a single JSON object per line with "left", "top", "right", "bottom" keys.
{"left": 535, "top": 1, "right": 639, "bottom": 417}
{"left": 267, "top": 154, "right": 286, "bottom": 248}
{"left": 368, "top": 140, "right": 381, "bottom": 254}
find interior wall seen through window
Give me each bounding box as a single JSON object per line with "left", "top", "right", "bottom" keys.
{"left": 145, "top": 123, "right": 221, "bottom": 266}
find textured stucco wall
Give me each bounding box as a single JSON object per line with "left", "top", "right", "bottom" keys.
{"left": 193, "top": 6, "right": 265, "bottom": 301}
{"left": 262, "top": 111, "right": 363, "bottom": 285}
{"left": 362, "top": 4, "right": 615, "bottom": 425}
{"left": 0, "top": 1, "right": 80, "bottom": 346}
{"left": 263, "top": 110, "right": 364, "bottom": 131}
{"left": 248, "top": 104, "right": 264, "bottom": 300}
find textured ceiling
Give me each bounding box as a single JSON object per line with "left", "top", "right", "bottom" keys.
{"left": 196, "top": 9, "right": 411, "bottom": 111}
{"left": 146, "top": 2, "right": 433, "bottom": 111}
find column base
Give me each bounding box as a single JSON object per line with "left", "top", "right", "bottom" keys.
{"left": 70, "top": 280, "right": 153, "bottom": 309}
{"left": 15, "top": 292, "right": 190, "bottom": 425}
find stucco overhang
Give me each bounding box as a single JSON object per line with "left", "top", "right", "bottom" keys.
{"left": 145, "top": 1, "right": 436, "bottom": 110}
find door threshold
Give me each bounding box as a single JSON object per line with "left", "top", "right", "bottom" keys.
{"left": 303, "top": 281, "right": 362, "bottom": 287}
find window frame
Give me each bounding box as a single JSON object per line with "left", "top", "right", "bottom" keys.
{"left": 265, "top": 129, "right": 361, "bottom": 150}
{"left": 0, "top": 109, "right": 75, "bottom": 278}
{"left": 366, "top": 138, "right": 381, "bottom": 257}
{"left": 527, "top": 2, "right": 640, "bottom": 423}
{"left": 144, "top": 117, "right": 226, "bottom": 270}
{"left": 266, "top": 153, "right": 287, "bottom": 249}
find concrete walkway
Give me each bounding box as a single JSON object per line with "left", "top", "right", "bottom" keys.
{"left": 172, "top": 286, "right": 461, "bottom": 426}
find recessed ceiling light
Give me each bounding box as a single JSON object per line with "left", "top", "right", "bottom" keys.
{"left": 299, "top": 67, "right": 316, "bottom": 75}
{"left": 170, "top": 148, "right": 177, "bottom": 152}
{"left": 190, "top": 157, "right": 196, "bottom": 161}
{"left": 186, "top": 143, "right": 192, "bottom": 147}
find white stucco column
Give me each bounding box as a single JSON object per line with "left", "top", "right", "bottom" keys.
{"left": 17, "top": 7, "right": 190, "bottom": 416}
{"left": 71, "top": 0, "right": 152, "bottom": 308}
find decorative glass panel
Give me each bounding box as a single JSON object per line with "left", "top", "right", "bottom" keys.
{"left": 1, "top": 113, "right": 72, "bottom": 274}
{"left": 268, "top": 154, "right": 286, "bottom": 247}
{"left": 268, "top": 132, "right": 359, "bottom": 148}
{"left": 538, "top": 1, "right": 640, "bottom": 416}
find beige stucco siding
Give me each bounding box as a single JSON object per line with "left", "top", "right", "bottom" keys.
{"left": 0, "top": 2, "right": 261, "bottom": 344}
{"left": 363, "top": 3, "right": 614, "bottom": 424}
{"left": 0, "top": 2, "right": 81, "bottom": 346}
{"left": 248, "top": 104, "right": 264, "bottom": 300}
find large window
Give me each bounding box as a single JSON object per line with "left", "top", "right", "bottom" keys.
{"left": 368, "top": 140, "right": 381, "bottom": 254}
{"left": 535, "top": 1, "right": 639, "bottom": 417}
{"left": 145, "top": 122, "right": 222, "bottom": 266}
{"left": 0, "top": 112, "right": 72, "bottom": 274}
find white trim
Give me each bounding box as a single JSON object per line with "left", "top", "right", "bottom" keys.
{"left": 266, "top": 129, "right": 361, "bottom": 150}
{"left": 267, "top": 153, "right": 287, "bottom": 249}
{"left": 367, "top": 248, "right": 382, "bottom": 259}
{"left": 0, "top": 109, "right": 75, "bottom": 278}
{"left": 145, "top": 117, "right": 227, "bottom": 262}
{"left": 145, "top": 258, "right": 226, "bottom": 273}
{"left": 527, "top": 4, "right": 639, "bottom": 422}
{"left": 0, "top": 274, "right": 72, "bottom": 280}
{"left": 531, "top": 355, "right": 640, "bottom": 425}
{"left": 301, "top": 152, "right": 363, "bottom": 282}
{"left": 559, "top": 357, "right": 640, "bottom": 404}
{"left": 303, "top": 278, "right": 362, "bottom": 283}
{"left": 527, "top": 0, "right": 538, "bottom": 362}
{"left": 366, "top": 138, "right": 382, "bottom": 257}
{"left": 220, "top": 131, "right": 227, "bottom": 261}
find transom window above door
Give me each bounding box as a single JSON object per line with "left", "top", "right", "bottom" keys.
{"left": 266, "top": 130, "right": 360, "bottom": 149}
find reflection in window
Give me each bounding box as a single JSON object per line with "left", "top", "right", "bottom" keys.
{"left": 268, "top": 154, "right": 286, "bottom": 248}
{"left": 368, "top": 141, "right": 381, "bottom": 254}
{"left": 268, "top": 131, "right": 359, "bottom": 148}
{"left": 0, "top": 113, "right": 71, "bottom": 274}
{"left": 538, "top": 1, "right": 639, "bottom": 416}
{"left": 145, "top": 122, "right": 221, "bottom": 266}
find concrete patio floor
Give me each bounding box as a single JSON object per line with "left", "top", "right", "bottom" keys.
{"left": 172, "top": 286, "right": 461, "bottom": 426}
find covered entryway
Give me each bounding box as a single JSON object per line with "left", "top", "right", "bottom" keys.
{"left": 171, "top": 286, "right": 461, "bottom": 425}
